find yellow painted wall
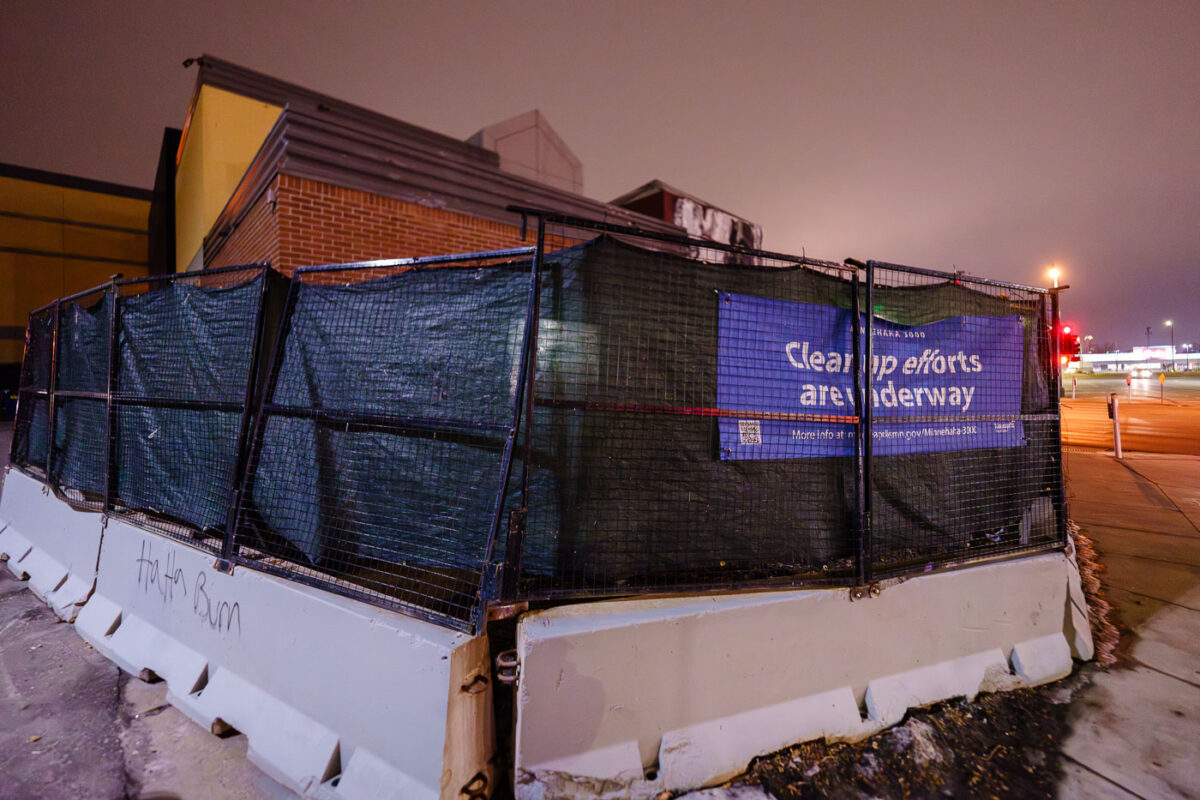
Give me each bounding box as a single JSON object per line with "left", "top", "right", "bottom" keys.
{"left": 174, "top": 85, "right": 281, "bottom": 272}
{"left": 0, "top": 175, "right": 149, "bottom": 366}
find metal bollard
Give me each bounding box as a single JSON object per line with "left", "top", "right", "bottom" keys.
{"left": 1107, "top": 392, "right": 1123, "bottom": 460}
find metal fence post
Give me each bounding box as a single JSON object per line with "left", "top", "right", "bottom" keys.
{"left": 847, "top": 260, "right": 867, "bottom": 586}
{"left": 1048, "top": 289, "right": 1068, "bottom": 546}
{"left": 8, "top": 321, "right": 32, "bottom": 465}
{"left": 221, "top": 265, "right": 275, "bottom": 566}
{"left": 232, "top": 269, "right": 303, "bottom": 549}
{"left": 45, "top": 299, "right": 61, "bottom": 483}
{"left": 861, "top": 261, "right": 875, "bottom": 584}
{"left": 1108, "top": 392, "right": 1123, "bottom": 460}
{"left": 104, "top": 276, "right": 121, "bottom": 512}
{"left": 497, "top": 217, "right": 545, "bottom": 603}
{"left": 1049, "top": 289, "right": 1062, "bottom": 405}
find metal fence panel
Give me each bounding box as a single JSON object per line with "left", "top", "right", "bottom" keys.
{"left": 509, "top": 224, "right": 863, "bottom": 601}
{"left": 231, "top": 250, "right": 536, "bottom": 632}
{"left": 48, "top": 286, "right": 114, "bottom": 507}
{"left": 864, "top": 262, "right": 1063, "bottom": 578}
{"left": 10, "top": 306, "right": 55, "bottom": 470}
{"left": 4, "top": 217, "right": 1066, "bottom": 635}
{"left": 109, "top": 266, "right": 271, "bottom": 547}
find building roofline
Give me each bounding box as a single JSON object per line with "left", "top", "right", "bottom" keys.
{"left": 0, "top": 162, "right": 152, "bottom": 201}
{"left": 203, "top": 105, "right": 682, "bottom": 263}
{"left": 469, "top": 109, "right": 584, "bottom": 171}
{"left": 610, "top": 178, "right": 751, "bottom": 222}
{"left": 188, "top": 55, "right": 499, "bottom": 170}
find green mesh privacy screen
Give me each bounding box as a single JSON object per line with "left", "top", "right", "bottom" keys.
{"left": 7, "top": 225, "right": 1065, "bottom": 635}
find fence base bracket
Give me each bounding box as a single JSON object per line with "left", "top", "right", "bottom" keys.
{"left": 486, "top": 601, "right": 528, "bottom": 622}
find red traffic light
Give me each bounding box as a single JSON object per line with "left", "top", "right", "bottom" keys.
{"left": 1058, "top": 325, "right": 1081, "bottom": 363}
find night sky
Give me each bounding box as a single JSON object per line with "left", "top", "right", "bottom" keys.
{"left": 3, "top": 1, "right": 1197, "bottom": 349}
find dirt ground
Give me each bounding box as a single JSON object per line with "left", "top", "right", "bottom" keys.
{"left": 726, "top": 525, "right": 1121, "bottom": 800}
{"left": 742, "top": 672, "right": 1090, "bottom": 800}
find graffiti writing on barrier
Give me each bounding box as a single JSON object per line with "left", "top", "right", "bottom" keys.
{"left": 192, "top": 571, "right": 241, "bottom": 635}
{"left": 134, "top": 538, "right": 242, "bottom": 637}
{"left": 135, "top": 538, "right": 187, "bottom": 603}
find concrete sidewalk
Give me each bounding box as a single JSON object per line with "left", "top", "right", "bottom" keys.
{"left": 0, "top": 421, "right": 294, "bottom": 800}
{"left": 1058, "top": 450, "right": 1200, "bottom": 799}
{"left": 0, "top": 567, "right": 297, "bottom": 800}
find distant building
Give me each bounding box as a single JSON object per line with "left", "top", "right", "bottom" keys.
{"left": 0, "top": 163, "right": 151, "bottom": 388}
{"left": 2, "top": 57, "right": 765, "bottom": 388}
{"left": 159, "top": 56, "right": 763, "bottom": 275}
{"left": 1074, "top": 345, "right": 1193, "bottom": 373}
{"left": 467, "top": 110, "right": 584, "bottom": 196}
{"left": 612, "top": 179, "right": 763, "bottom": 250}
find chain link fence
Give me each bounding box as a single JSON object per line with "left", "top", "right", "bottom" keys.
{"left": 109, "top": 265, "right": 274, "bottom": 549}
{"left": 230, "top": 249, "right": 536, "bottom": 630}
{"left": 862, "top": 262, "right": 1061, "bottom": 579}
{"left": 7, "top": 219, "right": 1066, "bottom": 634}
{"left": 11, "top": 304, "right": 55, "bottom": 475}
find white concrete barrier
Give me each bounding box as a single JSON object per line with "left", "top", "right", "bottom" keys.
{"left": 73, "top": 517, "right": 495, "bottom": 800}
{"left": 0, "top": 467, "right": 102, "bottom": 621}
{"left": 513, "top": 552, "right": 1089, "bottom": 799}
{"left": 1, "top": 460, "right": 1095, "bottom": 800}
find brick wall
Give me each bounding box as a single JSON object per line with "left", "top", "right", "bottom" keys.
{"left": 209, "top": 174, "right": 544, "bottom": 275}
{"left": 206, "top": 175, "right": 280, "bottom": 271}
{"left": 274, "top": 175, "right": 525, "bottom": 273}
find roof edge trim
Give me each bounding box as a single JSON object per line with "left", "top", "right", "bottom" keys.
{"left": 0, "top": 162, "right": 152, "bottom": 201}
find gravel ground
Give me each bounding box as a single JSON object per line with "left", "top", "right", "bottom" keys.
{"left": 742, "top": 673, "right": 1092, "bottom": 800}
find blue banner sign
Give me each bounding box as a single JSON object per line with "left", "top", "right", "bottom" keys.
{"left": 717, "top": 292, "right": 1025, "bottom": 459}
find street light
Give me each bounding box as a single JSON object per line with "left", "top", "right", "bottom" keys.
{"left": 1166, "top": 320, "right": 1174, "bottom": 371}
{"left": 1183, "top": 343, "right": 1194, "bottom": 370}
{"left": 1084, "top": 334, "right": 1094, "bottom": 354}
{"left": 1048, "top": 265, "right": 1060, "bottom": 288}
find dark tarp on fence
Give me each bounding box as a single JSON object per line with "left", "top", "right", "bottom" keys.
{"left": 865, "top": 277, "right": 1057, "bottom": 572}
{"left": 8, "top": 232, "right": 1063, "bottom": 634}
{"left": 513, "top": 236, "right": 1058, "bottom": 596}
{"left": 49, "top": 292, "right": 112, "bottom": 497}
{"left": 515, "top": 237, "right": 859, "bottom": 594}
{"left": 114, "top": 274, "right": 266, "bottom": 532}
{"left": 11, "top": 309, "right": 55, "bottom": 470}
{"left": 232, "top": 235, "right": 1059, "bottom": 608}
{"left": 239, "top": 261, "right": 532, "bottom": 625}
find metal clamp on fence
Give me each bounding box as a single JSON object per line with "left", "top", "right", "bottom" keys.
{"left": 494, "top": 649, "right": 520, "bottom": 686}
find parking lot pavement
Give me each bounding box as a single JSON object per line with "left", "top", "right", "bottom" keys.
{"left": 1059, "top": 451, "right": 1200, "bottom": 798}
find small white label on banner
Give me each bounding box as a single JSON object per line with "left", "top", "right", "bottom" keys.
{"left": 738, "top": 419, "right": 762, "bottom": 445}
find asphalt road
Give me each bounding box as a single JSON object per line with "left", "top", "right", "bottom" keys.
{"left": 1061, "top": 375, "right": 1200, "bottom": 456}
{"left": 1063, "top": 373, "right": 1200, "bottom": 401}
